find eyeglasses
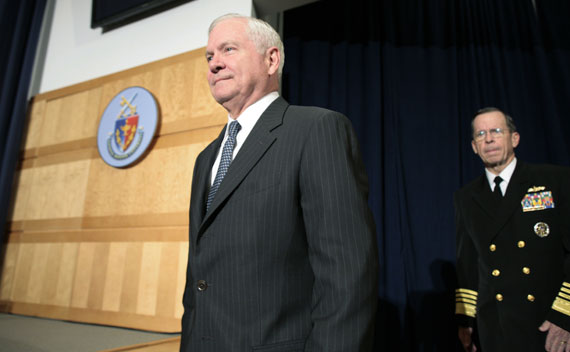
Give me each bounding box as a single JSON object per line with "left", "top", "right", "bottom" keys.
{"left": 473, "top": 128, "right": 506, "bottom": 141}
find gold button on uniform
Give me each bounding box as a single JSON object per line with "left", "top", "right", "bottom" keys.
{"left": 492, "top": 269, "right": 501, "bottom": 277}
{"left": 518, "top": 241, "right": 525, "bottom": 248}
{"left": 527, "top": 294, "right": 535, "bottom": 302}
{"left": 522, "top": 267, "right": 530, "bottom": 275}
{"left": 490, "top": 244, "right": 496, "bottom": 252}
{"left": 496, "top": 294, "right": 503, "bottom": 301}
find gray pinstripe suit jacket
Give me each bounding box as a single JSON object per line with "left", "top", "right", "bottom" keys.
{"left": 181, "top": 97, "right": 378, "bottom": 352}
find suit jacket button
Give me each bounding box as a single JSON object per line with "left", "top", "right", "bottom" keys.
{"left": 518, "top": 241, "right": 526, "bottom": 248}
{"left": 492, "top": 269, "right": 500, "bottom": 277}
{"left": 496, "top": 293, "right": 503, "bottom": 301}
{"left": 197, "top": 280, "right": 208, "bottom": 291}
{"left": 489, "top": 244, "right": 497, "bottom": 252}
{"left": 527, "top": 294, "right": 535, "bottom": 302}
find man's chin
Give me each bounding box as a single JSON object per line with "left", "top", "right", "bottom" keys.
{"left": 211, "top": 93, "right": 232, "bottom": 105}
{"left": 484, "top": 159, "right": 506, "bottom": 169}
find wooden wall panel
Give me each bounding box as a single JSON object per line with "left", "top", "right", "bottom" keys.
{"left": 71, "top": 242, "right": 97, "bottom": 309}
{"left": 82, "top": 145, "right": 194, "bottom": 218}
{"left": 10, "top": 169, "right": 33, "bottom": 222}
{"left": 54, "top": 242, "right": 79, "bottom": 307}
{"left": 174, "top": 242, "right": 188, "bottom": 318}
{"left": 0, "top": 242, "right": 19, "bottom": 301}
{"left": 158, "top": 61, "right": 197, "bottom": 126}
{"left": 11, "top": 243, "right": 35, "bottom": 302}
{"left": 0, "top": 48, "right": 225, "bottom": 332}
{"left": 38, "top": 88, "right": 102, "bottom": 156}
{"left": 27, "top": 160, "right": 92, "bottom": 220}
{"left": 137, "top": 242, "right": 161, "bottom": 316}
{"left": 22, "top": 99, "right": 46, "bottom": 157}
{"left": 38, "top": 242, "right": 63, "bottom": 305}
{"left": 102, "top": 242, "right": 128, "bottom": 312}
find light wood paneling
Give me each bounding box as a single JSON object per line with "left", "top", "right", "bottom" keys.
{"left": 39, "top": 88, "right": 103, "bottom": 150}
{"left": 27, "top": 159, "right": 92, "bottom": 220}
{"left": 54, "top": 242, "right": 79, "bottom": 307}
{"left": 174, "top": 243, "right": 188, "bottom": 319}
{"left": 22, "top": 99, "right": 46, "bottom": 158}
{"left": 0, "top": 46, "right": 222, "bottom": 332}
{"left": 155, "top": 242, "right": 180, "bottom": 318}
{"left": 39, "top": 242, "right": 63, "bottom": 305}
{"left": 136, "top": 243, "right": 161, "bottom": 316}
{"left": 83, "top": 146, "right": 194, "bottom": 218}
{"left": 102, "top": 242, "right": 128, "bottom": 312}
{"left": 4, "top": 301, "right": 181, "bottom": 331}
{"left": 0, "top": 243, "right": 19, "bottom": 301}
{"left": 11, "top": 243, "right": 34, "bottom": 303}
{"left": 10, "top": 168, "right": 34, "bottom": 222}
{"left": 71, "top": 242, "right": 97, "bottom": 309}
{"left": 120, "top": 243, "right": 144, "bottom": 315}
{"left": 6, "top": 227, "right": 187, "bottom": 244}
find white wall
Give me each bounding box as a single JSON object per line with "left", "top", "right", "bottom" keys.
{"left": 37, "top": 0, "right": 252, "bottom": 93}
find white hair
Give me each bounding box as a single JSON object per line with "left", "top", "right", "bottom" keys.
{"left": 208, "top": 13, "right": 285, "bottom": 76}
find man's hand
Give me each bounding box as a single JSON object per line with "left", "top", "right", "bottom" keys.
{"left": 458, "top": 326, "right": 477, "bottom": 352}
{"left": 539, "top": 320, "right": 570, "bottom": 352}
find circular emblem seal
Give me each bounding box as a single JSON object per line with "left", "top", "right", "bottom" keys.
{"left": 97, "top": 87, "right": 158, "bottom": 168}
{"left": 533, "top": 222, "right": 550, "bottom": 238}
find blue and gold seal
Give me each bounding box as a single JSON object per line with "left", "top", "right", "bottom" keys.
{"left": 97, "top": 87, "right": 158, "bottom": 168}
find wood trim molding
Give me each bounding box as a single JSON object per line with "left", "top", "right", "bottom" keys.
{"left": 17, "top": 122, "right": 224, "bottom": 168}
{"left": 9, "top": 212, "right": 189, "bottom": 233}
{"left": 5, "top": 227, "right": 188, "bottom": 243}
{"left": 0, "top": 301, "right": 182, "bottom": 332}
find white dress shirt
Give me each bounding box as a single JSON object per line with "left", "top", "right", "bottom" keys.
{"left": 485, "top": 157, "right": 517, "bottom": 195}
{"left": 210, "top": 92, "right": 280, "bottom": 185}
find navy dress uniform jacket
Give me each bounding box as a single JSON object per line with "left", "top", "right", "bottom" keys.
{"left": 180, "top": 97, "right": 379, "bottom": 352}
{"left": 455, "top": 161, "right": 570, "bottom": 351}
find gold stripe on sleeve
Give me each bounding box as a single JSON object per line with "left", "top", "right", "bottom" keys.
{"left": 455, "top": 288, "right": 478, "bottom": 318}
{"left": 552, "top": 283, "right": 570, "bottom": 317}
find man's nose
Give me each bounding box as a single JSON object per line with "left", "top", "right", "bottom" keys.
{"left": 209, "top": 57, "right": 224, "bottom": 73}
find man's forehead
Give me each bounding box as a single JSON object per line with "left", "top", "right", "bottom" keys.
{"left": 210, "top": 18, "right": 247, "bottom": 37}
{"left": 473, "top": 112, "right": 507, "bottom": 128}
{"left": 208, "top": 20, "right": 248, "bottom": 46}
{"left": 207, "top": 39, "right": 239, "bottom": 51}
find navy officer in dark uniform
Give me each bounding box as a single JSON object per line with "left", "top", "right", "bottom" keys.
{"left": 454, "top": 107, "right": 570, "bottom": 352}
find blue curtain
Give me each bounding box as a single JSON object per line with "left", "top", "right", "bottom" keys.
{"left": 283, "top": 0, "right": 570, "bottom": 350}
{"left": 0, "top": 1, "right": 47, "bottom": 247}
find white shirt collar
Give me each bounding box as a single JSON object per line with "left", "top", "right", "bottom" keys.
{"left": 485, "top": 157, "right": 517, "bottom": 192}
{"left": 210, "top": 92, "right": 279, "bottom": 185}
{"left": 225, "top": 92, "right": 280, "bottom": 139}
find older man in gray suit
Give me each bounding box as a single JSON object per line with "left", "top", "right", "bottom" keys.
{"left": 180, "top": 13, "right": 379, "bottom": 352}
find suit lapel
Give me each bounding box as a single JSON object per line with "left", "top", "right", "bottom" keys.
{"left": 198, "top": 97, "right": 288, "bottom": 236}
{"left": 190, "top": 127, "right": 225, "bottom": 244}
{"left": 494, "top": 161, "right": 530, "bottom": 231}
{"left": 472, "top": 176, "right": 499, "bottom": 221}
{"left": 471, "top": 161, "right": 530, "bottom": 241}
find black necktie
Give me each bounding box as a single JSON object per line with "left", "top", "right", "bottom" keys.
{"left": 493, "top": 176, "right": 503, "bottom": 197}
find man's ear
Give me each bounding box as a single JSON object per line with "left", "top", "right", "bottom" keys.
{"left": 266, "top": 47, "right": 280, "bottom": 75}
{"left": 471, "top": 140, "right": 478, "bottom": 154}
{"left": 511, "top": 132, "right": 520, "bottom": 148}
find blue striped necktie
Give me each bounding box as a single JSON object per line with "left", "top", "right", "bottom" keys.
{"left": 206, "top": 120, "right": 241, "bottom": 211}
